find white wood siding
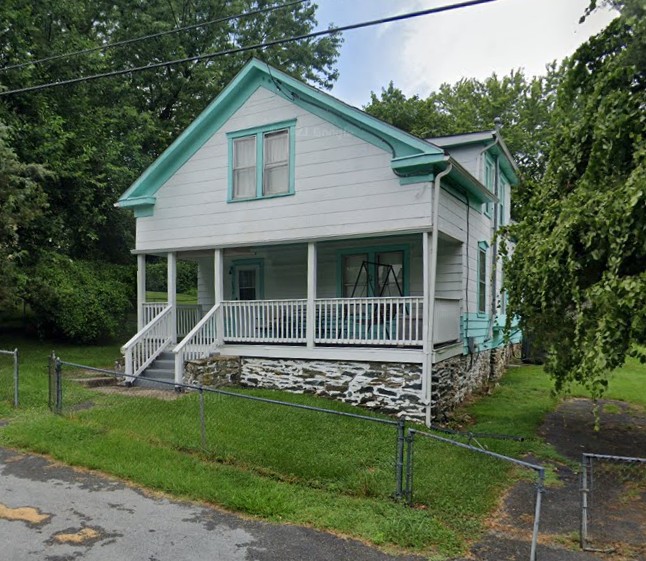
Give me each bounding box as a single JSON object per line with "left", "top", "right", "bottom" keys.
{"left": 136, "top": 87, "right": 433, "bottom": 252}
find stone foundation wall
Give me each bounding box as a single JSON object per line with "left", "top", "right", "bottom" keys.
{"left": 239, "top": 359, "right": 425, "bottom": 421}
{"left": 182, "top": 343, "right": 521, "bottom": 422}
{"left": 431, "top": 343, "right": 521, "bottom": 420}
{"left": 184, "top": 355, "right": 241, "bottom": 387}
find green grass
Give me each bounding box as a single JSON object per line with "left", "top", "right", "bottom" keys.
{"left": 0, "top": 336, "right": 644, "bottom": 558}
{"left": 146, "top": 291, "right": 198, "bottom": 304}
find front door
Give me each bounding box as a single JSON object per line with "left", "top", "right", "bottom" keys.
{"left": 231, "top": 260, "right": 264, "bottom": 301}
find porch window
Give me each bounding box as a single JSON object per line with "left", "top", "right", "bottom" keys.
{"left": 228, "top": 120, "right": 295, "bottom": 202}
{"left": 339, "top": 246, "right": 408, "bottom": 297}
{"left": 482, "top": 157, "right": 494, "bottom": 217}
{"left": 478, "top": 242, "right": 488, "bottom": 314}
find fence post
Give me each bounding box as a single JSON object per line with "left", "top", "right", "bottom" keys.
{"left": 394, "top": 419, "right": 405, "bottom": 499}
{"left": 580, "top": 454, "right": 589, "bottom": 550}
{"left": 199, "top": 387, "right": 207, "bottom": 450}
{"left": 54, "top": 357, "right": 63, "bottom": 415}
{"left": 404, "top": 429, "right": 415, "bottom": 505}
{"left": 13, "top": 348, "right": 19, "bottom": 408}
{"left": 529, "top": 468, "right": 544, "bottom": 561}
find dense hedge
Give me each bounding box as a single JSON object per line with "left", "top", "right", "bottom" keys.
{"left": 25, "top": 254, "right": 135, "bottom": 343}
{"left": 146, "top": 260, "right": 197, "bottom": 294}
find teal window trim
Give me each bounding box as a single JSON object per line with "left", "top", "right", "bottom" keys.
{"left": 227, "top": 119, "right": 296, "bottom": 203}
{"left": 482, "top": 155, "right": 494, "bottom": 217}
{"left": 230, "top": 258, "right": 265, "bottom": 300}
{"left": 335, "top": 244, "right": 410, "bottom": 297}
{"left": 477, "top": 241, "right": 488, "bottom": 316}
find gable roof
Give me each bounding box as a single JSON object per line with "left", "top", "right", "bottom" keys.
{"left": 426, "top": 130, "right": 520, "bottom": 184}
{"left": 117, "top": 58, "right": 497, "bottom": 212}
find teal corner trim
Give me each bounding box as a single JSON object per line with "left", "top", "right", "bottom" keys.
{"left": 134, "top": 206, "right": 155, "bottom": 218}
{"left": 335, "top": 243, "right": 410, "bottom": 297}
{"left": 230, "top": 258, "right": 265, "bottom": 300}
{"left": 226, "top": 119, "right": 296, "bottom": 203}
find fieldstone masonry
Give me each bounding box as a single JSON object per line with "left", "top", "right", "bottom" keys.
{"left": 240, "top": 358, "right": 425, "bottom": 420}
{"left": 182, "top": 344, "right": 520, "bottom": 421}
{"left": 184, "top": 355, "right": 240, "bottom": 387}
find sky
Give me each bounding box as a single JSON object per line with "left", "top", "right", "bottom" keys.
{"left": 314, "top": 0, "right": 618, "bottom": 107}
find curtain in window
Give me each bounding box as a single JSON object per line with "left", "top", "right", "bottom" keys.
{"left": 233, "top": 136, "right": 256, "bottom": 199}
{"left": 263, "top": 130, "right": 289, "bottom": 195}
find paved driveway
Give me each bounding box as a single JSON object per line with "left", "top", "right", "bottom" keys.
{"left": 0, "top": 448, "right": 422, "bottom": 561}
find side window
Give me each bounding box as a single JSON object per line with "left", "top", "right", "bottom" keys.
{"left": 263, "top": 129, "right": 289, "bottom": 196}
{"left": 482, "top": 158, "right": 494, "bottom": 217}
{"left": 478, "top": 243, "right": 488, "bottom": 314}
{"left": 232, "top": 136, "right": 257, "bottom": 200}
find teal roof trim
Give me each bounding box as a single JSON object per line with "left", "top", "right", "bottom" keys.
{"left": 117, "top": 59, "right": 446, "bottom": 209}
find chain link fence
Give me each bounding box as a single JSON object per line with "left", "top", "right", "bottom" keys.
{"left": 49, "top": 355, "right": 407, "bottom": 500}
{"left": 404, "top": 428, "right": 545, "bottom": 561}
{"left": 581, "top": 453, "right": 646, "bottom": 556}
{"left": 0, "top": 348, "right": 19, "bottom": 408}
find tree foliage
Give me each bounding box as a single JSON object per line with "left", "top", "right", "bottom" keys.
{"left": 365, "top": 68, "right": 561, "bottom": 216}
{"left": 0, "top": 0, "right": 340, "bottom": 340}
{"left": 502, "top": 1, "right": 645, "bottom": 398}
{"left": 0, "top": 122, "right": 48, "bottom": 308}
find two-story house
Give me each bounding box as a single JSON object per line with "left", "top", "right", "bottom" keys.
{"left": 116, "top": 59, "right": 521, "bottom": 424}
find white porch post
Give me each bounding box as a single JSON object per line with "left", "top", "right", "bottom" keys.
{"left": 167, "top": 252, "right": 177, "bottom": 344}
{"left": 306, "top": 242, "right": 317, "bottom": 349}
{"left": 422, "top": 232, "right": 433, "bottom": 426}
{"left": 136, "top": 254, "right": 146, "bottom": 330}
{"left": 214, "top": 248, "right": 224, "bottom": 344}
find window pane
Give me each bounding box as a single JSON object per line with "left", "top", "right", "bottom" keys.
{"left": 264, "top": 130, "right": 288, "bottom": 164}
{"left": 263, "top": 129, "right": 289, "bottom": 196}
{"left": 478, "top": 249, "right": 487, "bottom": 313}
{"left": 263, "top": 165, "right": 289, "bottom": 195}
{"left": 343, "top": 254, "right": 368, "bottom": 297}
{"left": 377, "top": 251, "right": 404, "bottom": 296}
{"left": 234, "top": 136, "right": 256, "bottom": 168}
{"left": 233, "top": 136, "right": 256, "bottom": 199}
{"left": 233, "top": 168, "right": 256, "bottom": 199}
{"left": 238, "top": 269, "right": 257, "bottom": 301}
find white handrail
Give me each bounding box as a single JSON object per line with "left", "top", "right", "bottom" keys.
{"left": 122, "top": 305, "right": 173, "bottom": 381}
{"left": 222, "top": 299, "right": 307, "bottom": 343}
{"left": 173, "top": 303, "right": 221, "bottom": 385}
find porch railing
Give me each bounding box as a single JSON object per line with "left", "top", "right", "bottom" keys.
{"left": 315, "top": 297, "right": 423, "bottom": 346}
{"left": 223, "top": 300, "right": 307, "bottom": 343}
{"left": 173, "top": 303, "right": 221, "bottom": 384}
{"left": 122, "top": 305, "right": 173, "bottom": 380}
{"left": 143, "top": 302, "right": 203, "bottom": 338}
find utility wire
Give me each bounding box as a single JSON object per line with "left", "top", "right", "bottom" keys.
{"left": 0, "top": 0, "right": 497, "bottom": 97}
{"left": 0, "top": 0, "right": 309, "bottom": 73}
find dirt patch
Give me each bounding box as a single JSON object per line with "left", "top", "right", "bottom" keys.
{"left": 455, "top": 398, "right": 646, "bottom": 561}
{"left": 541, "top": 399, "right": 646, "bottom": 461}
{"left": 52, "top": 526, "right": 101, "bottom": 544}
{"left": 92, "top": 386, "right": 183, "bottom": 400}
{"left": 0, "top": 503, "right": 51, "bottom": 526}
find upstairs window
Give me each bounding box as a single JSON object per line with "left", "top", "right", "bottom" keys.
{"left": 228, "top": 120, "right": 295, "bottom": 202}
{"left": 482, "top": 157, "right": 494, "bottom": 217}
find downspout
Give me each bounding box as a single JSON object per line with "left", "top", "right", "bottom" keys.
{"left": 425, "top": 162, "right": 453, "bottom": 427}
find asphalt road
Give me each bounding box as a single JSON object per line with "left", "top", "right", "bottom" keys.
{"left": 0, "top": 447, "right": 423, "bottom": 561}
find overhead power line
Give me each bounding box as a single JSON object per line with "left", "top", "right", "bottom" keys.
{"left": 0, "top": 0, "right": 309, "bottom": 74}
{"left": 0, "top": 0, "right": 497, "bottom": 98}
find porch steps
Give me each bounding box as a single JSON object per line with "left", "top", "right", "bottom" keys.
{"left": 136, "top": 351, "right": 176, "bottom": 390}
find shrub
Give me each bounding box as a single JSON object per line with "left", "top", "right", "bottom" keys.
{"left": 146, "top": 259, "right": 197, "bottom": 294}
{"left": 25, "top": 254, "right": 135, "bottom": 343}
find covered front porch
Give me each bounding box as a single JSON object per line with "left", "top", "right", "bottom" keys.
{"left": 123, "top": 233, "right": 464, "bottom": 382}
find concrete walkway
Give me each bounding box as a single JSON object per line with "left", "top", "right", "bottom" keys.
{"left": 0, "top": 448, "right": 422, "bottom": 561}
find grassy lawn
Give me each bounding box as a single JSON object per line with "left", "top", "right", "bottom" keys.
{"left": 0, "top": 334, "right": 643, "bottom": 558}
{"left": 146, "top": 291, "right": 198, "bottom": 304}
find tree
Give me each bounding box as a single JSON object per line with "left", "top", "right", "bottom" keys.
{"left": 502, "top": 0, "right": 645, "bottom": 399}
{"left": 0, "top": 122, "right": 47, "bottom": 309}
{"left": 365, "top": 68, "right": 560, "bottom": 218}
{"left": 0, "top": 0, "right": 341, "bottom": 264}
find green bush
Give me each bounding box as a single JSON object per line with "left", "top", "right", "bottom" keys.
{"left": 25, "top": 254, "right": 135, "bottom": 343}
{"left": 146, "top": 260, "right": 197, "bottom": 294}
